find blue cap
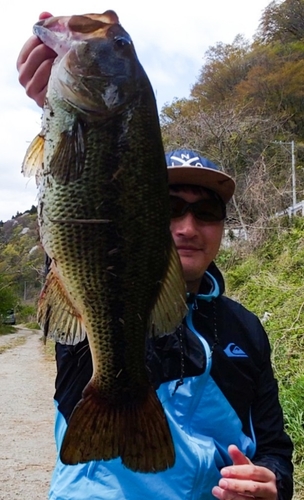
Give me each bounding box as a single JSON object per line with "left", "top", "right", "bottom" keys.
{"left": 166, "top": 149, "right": 235, "bottom": 203}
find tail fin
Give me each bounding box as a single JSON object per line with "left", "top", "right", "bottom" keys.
{"left": 60, "top": 383, "right": 175, "bottom": 473}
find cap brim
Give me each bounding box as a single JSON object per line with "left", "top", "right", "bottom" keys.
{"left": 167, "top": 166, "right": 235, "bottom": 204}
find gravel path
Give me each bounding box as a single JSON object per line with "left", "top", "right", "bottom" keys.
{"left": 0, "top": 328, "right": 56, "bottom": 500}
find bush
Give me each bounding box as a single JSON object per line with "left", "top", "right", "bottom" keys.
{"left": 17, "top": 304, "right": 37, "bottom": 324}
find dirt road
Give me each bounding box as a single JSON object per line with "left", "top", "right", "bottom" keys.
{"left": 0, "top": 328, "right": 56, "bottom": 500}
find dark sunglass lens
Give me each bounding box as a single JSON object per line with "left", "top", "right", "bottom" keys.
{"left": 169, "top": 196, "right": 188, "bottom": 218}
{"left": 193, "top": 199, "right": 226, "bottom": 221}
{"left": 169, "top": 196, "right": 226, "bottom": 221}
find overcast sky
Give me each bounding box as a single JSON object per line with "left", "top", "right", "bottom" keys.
{"left": 0, "top": 0, "right": 271, "bottom": 222}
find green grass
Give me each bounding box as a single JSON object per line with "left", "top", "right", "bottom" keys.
{"left": 0, "top": 325, "right": 16, "bottom": 336}
{"left": 0, "top": 336, "right": 27, "bottom": 354}
{"left": 23, "top": 322, "right": 41, "bottom": 330}
{"left": 219, "top": 217, "right": 304, "bottom": 499}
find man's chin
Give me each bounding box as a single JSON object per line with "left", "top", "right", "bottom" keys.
{"left": 183, "top": 269, "right": 207, "bottom": 292}
{"left": 181, "top": 258, "right": 207, "bottom": 277}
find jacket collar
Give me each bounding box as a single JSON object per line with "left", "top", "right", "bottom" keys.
{"left": 199, "top": 261, "right": 225, "bottom": 296}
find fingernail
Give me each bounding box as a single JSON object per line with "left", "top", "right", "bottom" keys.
{"left": 219, "top": 479, "right": 229, "bottom": 490}
{"left": 212, "top": 486, "right": 221, "bottom": 498}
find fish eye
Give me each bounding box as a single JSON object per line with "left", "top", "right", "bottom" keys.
{"left": 114, "top": 36, "right": 132, "bottom": 49}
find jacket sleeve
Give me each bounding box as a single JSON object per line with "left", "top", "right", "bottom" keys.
{"left": 250, "top": 324, "right": 293, "bottom": 500}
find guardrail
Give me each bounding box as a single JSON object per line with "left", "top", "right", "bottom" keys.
{"left": 222, "top": 202, "right": 304, "bottom": 247}
{"left": 275, "top": 200, "right": 304, "bottom": 217}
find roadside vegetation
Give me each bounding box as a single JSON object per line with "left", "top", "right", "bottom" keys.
{"left": 0, "top": 325, "right": 15, "bottom": 336}
{"left": 0, "top": 209, "right": 44, "bottom": 331}
{"left": 219, "top": 216, "right": 304, "bottom": 498}
{"left": 0, "top": 335, "right": 27, "bottom": 354}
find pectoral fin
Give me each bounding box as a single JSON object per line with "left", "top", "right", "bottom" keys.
{"left": 22, "top": 133, "right": 45, "bottom": 181}
{"left": 149, "top": 240, "right": 187, "bottom": 337}
{"left": 49, "top": 120, "right": 87, "bottom": 184}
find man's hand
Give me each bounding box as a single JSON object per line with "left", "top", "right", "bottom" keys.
{"left": 212, "top": 445, "right": 277, "bottom": 500}
{"left": 16, "top": 12, "right": 55, "bottom": 107}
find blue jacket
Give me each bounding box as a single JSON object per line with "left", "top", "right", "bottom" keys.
{"left": 49, "top": 263, "right": 293, "bottom": 499}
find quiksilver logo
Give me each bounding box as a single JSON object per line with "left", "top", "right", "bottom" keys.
{"left": 224, "top": 343, "right": 248, "bottom": 358}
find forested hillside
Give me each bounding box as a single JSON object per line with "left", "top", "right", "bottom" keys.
{"left": 161, "top": 0, "right": 304, "bottom": 232}
{"left": 0, "top": 206, "right": 44, "bottom": 321}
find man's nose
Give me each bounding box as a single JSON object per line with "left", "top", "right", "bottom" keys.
{"left": 174, "top": 211, "right": 199, "bottom": 236}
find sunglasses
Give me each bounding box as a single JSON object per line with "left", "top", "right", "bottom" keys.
{"left": 169, "top": 195, "right": 226, "bottom": 222}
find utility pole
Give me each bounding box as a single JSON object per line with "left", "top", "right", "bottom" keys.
{"left": 291, "top": 140, "right": 296, "bottom": 208}
{"left": 272, "top": 140, "right": 296, "bottom": 209}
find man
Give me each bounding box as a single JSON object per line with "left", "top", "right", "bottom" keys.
{"left": 17, "top": 14, "right": 293, "bottom": 500}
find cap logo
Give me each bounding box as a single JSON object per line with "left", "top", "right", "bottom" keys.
{"left": 170, "top": 154, "right": 203, "bottom": 167}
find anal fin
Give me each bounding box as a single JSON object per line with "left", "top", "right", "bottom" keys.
{"left": 38, "top": 264, "right": 86, "bottom": 345}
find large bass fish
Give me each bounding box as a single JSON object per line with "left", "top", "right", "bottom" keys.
{"left": 22, "top": 11, "right": 187, "bottom": 473}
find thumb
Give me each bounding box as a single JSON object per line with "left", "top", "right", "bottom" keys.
{"left": 228, "top": 444, "right": 252, "bottom": 466}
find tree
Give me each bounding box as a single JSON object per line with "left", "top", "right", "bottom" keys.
{"left": 29, "top": 205, "right": 37, "bottom": 215}
{"left": 0, "top": 273, "right": 17, "bottom": 319}
{"left": 256, "top": 0, "right": 304, "bottom": 44}
{"left": 161, "top": 96, "right": 293, "bottom": 226}
{"left": 0, "top": 214, "right": 44, "bottom": 304}
{"left": 191, "top": 35, "right": 252, "bottom": 107}
{"left": 12, "top": 211, "right": 22, "bottom": 220}
{"left": 235, "top": 42, "right": 304, "bottom": 134}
